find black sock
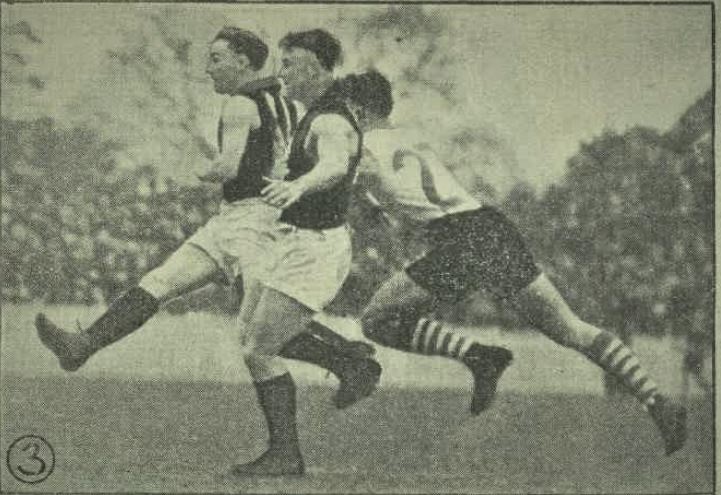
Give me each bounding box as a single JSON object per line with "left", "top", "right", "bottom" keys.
{"left": 84, "top": 287, "right": 159, "bottom": 352}
{"left": 279, "top": 331, "right": 347, "bottom": 378}
{"left": 254, "top": 373, "right": 300, "bottom": 450}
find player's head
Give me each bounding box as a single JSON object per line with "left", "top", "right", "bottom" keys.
{"left": 206, "top": 27, "right": 268, "bottom": 94}
{"left": 326, "top": 70, "right": 394, "bottom": 131}
{"left": 278, "top": 29, "right": 342, "bottom": 99}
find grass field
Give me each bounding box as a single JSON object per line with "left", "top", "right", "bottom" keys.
{"left": 0, "top": 376, "right": 713, "bottom": 493}
{"left": 0, "top": 304, "right": 714, "bottom": 493}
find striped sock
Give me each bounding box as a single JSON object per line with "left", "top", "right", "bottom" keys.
{"left": 585, "top": 331, "right": 659, "bottom": 406}
{"left": 410, "top": 318, "right": 473, "bottom": 361}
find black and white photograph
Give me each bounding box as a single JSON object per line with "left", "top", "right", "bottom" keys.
{"left": 0, "top": 2, "right": 714, "bottom": 493}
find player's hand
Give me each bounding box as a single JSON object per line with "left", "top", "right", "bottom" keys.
{"left": 261, "top": 177, "right": 305, "bottom": 209}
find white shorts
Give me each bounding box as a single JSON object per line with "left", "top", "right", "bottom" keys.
{"left": 237, "top": 223, "right": 353, "bottom": 353}
{"left": 264, "top": 224, "right": 353, "bottom": 312}
{"left": 186, "top": 199, "right": 282, "bottom": 284}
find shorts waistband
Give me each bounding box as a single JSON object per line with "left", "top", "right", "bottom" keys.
{"left": 426, "top": 206, "right": 493, "bottom": 230}
{"left": 281, "top": 222, "right": 350, "bottom": 234}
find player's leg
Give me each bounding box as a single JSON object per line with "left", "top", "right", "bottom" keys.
{"left": 231, "top": 287, "right": 316, "bottom": 476}
{"left": 36, "top": 243, "right": 219, "bottom": 371}
{"left": 289, "top": 320, "right": 376, "bottom": 360}
{"left": 268, "top": 226, "right": 382, "bottom": 409}
{"left": 358, "top": 270, "right": 513, "bottom": 414}
{"left": 508, "top": 272, "right": 687, "bottom": 454}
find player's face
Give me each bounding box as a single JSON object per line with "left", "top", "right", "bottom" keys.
{"left": 278, "top": 46, "right": 323, "bottom": 98}
{"left": 206, "top": 39, "right": 251, "bottom": 95}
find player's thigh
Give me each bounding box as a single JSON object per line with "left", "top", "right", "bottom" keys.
{"left": 243, "top": 287, "right": 316, "bottom": 356}
{"left": 265, "top": 226, "right": 352, "bottom": 312}
{"left": 508, "top": 272, "right": 594, "bottom": 346}
{"left": 237, "top": 277, "right": 265, "bottom": 326}
{"left": 139, "top": 243, "right": 220, "bottom": 302}
{"left": 361, "top": 270, "right": 435, "bottom": 330}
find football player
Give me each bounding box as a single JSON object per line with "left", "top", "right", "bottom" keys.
{"left": 271, "top": 29, "right": 385, "bottom": 406}
{"left": 228, "top": 70, "right": 394, "bottom": 476}
{"left": 311, "top": 114, "right": 688, "bottom": 456}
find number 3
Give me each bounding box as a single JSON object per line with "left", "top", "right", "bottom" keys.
{"left": 17, "top": 442, "right": 46, "bottom": 477}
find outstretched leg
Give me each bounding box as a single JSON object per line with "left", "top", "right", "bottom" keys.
{"left": 36, "top": 243, "right": 219, "bottom": 371}
{"left": 508, "top": 273, "right": 687, "bottom": 455}
{"left": 359, "top": 270, "right": 513, "bottom": 414}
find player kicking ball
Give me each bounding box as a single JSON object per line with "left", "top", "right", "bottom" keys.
{"left": 311, "top": 118, "right": 687, "bottom": 456}
{"left": 35, "top": 27, "right": 378, "bottom": 408}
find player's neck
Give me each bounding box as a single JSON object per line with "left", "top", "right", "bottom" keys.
{"left": 299, "top": 78, "right": 333, "bottom": 109}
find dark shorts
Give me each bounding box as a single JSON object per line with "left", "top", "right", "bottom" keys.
{"left": 405, "top": 207, "right": 540, "bottom": 301}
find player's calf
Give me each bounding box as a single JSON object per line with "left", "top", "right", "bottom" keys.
{"left": 35, "top": 287, "right": 159, "bottom": 371}
{"left": 362, "top": 311, "right": 512, "bottom": 413}
{"left": 231, "top": 373, "right": 305, "bottom": 476}
{"left": 279, "top": 331, "right": 382, "bottom": 408}
{"left": 580, "top": 330, "right": 688, "bottom": 454}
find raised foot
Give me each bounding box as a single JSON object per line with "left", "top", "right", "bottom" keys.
{"left": 230, "top": 447, "right": 305, "bottom": 476}
{"left": 649, "top": 394, "right": 687, "bottom": 455}
{"left": 334, "top": 358, "right": 382, "bottom": 409}
{"left": 465, "top": 346, "right": 513, "bottom": 415}
{"left": 35, "top": 313, "right": 89, "bottom": 372}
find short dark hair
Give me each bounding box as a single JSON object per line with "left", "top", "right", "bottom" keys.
{"left": 214, "top": 26, "right": 268, "bottom": 70}
{"left": 279, "top": 29, "right": 342, "bottom": 71}
{"left": 324, "top": 70, "right": 394, "bottom": 119}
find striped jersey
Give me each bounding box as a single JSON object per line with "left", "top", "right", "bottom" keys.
{"left": 279, "top": 98, "right": 363, "bottom": 230}
{"left": 219, "top": 77, "right": 298, "bottom": 203}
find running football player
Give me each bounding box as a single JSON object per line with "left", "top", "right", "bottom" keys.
{"left": 312, "top": 123, "right": 688, "bottom": 456}
{"left": 228, "top": 70, "right": 394, "bottom": 476}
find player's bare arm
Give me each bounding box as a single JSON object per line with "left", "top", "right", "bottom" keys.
{"left": 197, "top": 96, "right": 260, "bottom": 182}
{"left": 261, "top": 114, "right": 357, "bottom": 209}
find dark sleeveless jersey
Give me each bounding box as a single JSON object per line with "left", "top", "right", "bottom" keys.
{"left": 279, "top": 100, "right": 363, "bottom": 229}
{"left": 219, "top": 79, "right": 298, "bottom": 203}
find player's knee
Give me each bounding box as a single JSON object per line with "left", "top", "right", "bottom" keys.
{"left": 242, "top": 321, "right": 284, "bottom": 357}
{"left": 243, "top": 352, "right": 288, "bottom": 381}
{"left": 138, "top": 270, "right": 172, "bottom": 302}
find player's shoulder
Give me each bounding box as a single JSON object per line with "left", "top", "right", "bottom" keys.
{"left": 364, "top": 128, "right": 424, "bottom": 159}
{"left": 222, "top": 95, "right": 261, "bottom": 125}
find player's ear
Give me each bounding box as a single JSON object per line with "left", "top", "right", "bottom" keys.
{"left": 235, "top": 52, "right": 252, "bottom": 70}
{"left": 352, "top": 105, "right": 367, "bottom": 128}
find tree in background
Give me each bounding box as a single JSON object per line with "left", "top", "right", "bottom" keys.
{"left": 1, "top": 19, "right": 45, "bottom": 117}
{"left": 77, "top": 9, "right": 222, "bottom": 180}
